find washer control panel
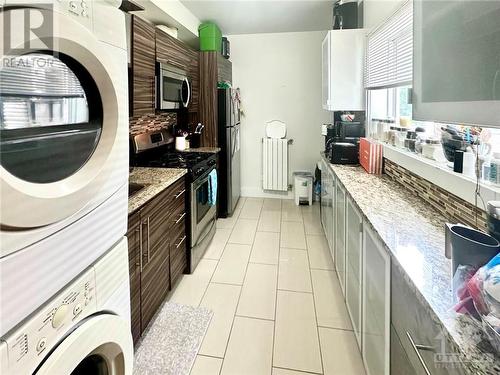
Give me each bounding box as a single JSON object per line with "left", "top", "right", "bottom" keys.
{"left": 0, "top": 268, "right": 97, "bottom": 375}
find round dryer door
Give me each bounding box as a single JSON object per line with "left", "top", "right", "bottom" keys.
{"left": 35, "top": 314, "right": 133, "bottom": 375}
{"left": 0, "top": 6, "right": 126, "bottom": 229}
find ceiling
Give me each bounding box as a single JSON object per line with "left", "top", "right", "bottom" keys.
{"left": 180, "top": 0, "right": 334, "bottom": 35}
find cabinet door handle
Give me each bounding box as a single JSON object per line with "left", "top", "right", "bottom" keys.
{"left": 175, "top": 235, "right": 187, "bottom": 249}
{"left": 406, "top": 331, "right": 432, "bottom": 375}
{"left": 175, "top": 212, "right": 186, "bottom": 224}
{"left": 146, "top": 217, "right": 150, "bottom": 263}
{"left": 174, "top": 189, "right": 185, "bottom": 199}
{"left": 136, "top": 224, "right": 143, "bottom": 272}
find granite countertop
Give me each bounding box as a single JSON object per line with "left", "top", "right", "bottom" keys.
{"left": 320, "top": 153, "right": 500, "bottom": 374}
{"left": 128, "top": 167, "right": 187, "bottom": 215}
{"left": 180, "top": 147, "right": 220, "bottom": 153}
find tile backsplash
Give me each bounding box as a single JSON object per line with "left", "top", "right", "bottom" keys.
{"left": 384, "top": 159, "right": 488, "bottom": 230}
{"left": 129, "top": 113, "right": 177, "bottom": 136}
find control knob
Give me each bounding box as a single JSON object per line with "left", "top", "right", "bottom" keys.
{"left": 52, "top": 305, "right": 69, "bottom": 329}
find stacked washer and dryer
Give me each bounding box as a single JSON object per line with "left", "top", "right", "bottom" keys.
{"left": 0, "top": 1, "right": 133, "bottom": 374}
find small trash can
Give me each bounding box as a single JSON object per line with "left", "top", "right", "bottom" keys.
{"left": 294, "top": 171, "right": 313, "bottom": 206}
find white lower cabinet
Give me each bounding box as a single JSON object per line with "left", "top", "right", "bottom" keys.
{"left": 345, "top": 197, "right": 363, "bottom": 349}
{"left": 321, "top": 159, "right": 335, "bottom": 257}
{"left": 335, "top": 182, "right": 346, "bottom": 295}
{"left": 320, "top": 159, "right": 328, "bottom": 232}
{"left": 362, "top": 224, "right": 391, "bottom": 375}
{"left": 328, "top": 169, "right": 335, "bottom": 259}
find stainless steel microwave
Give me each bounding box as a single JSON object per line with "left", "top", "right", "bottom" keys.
{"left": 157, "top": 62, "right": 190, "bottom": 110}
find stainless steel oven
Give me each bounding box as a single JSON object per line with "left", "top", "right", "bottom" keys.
{"left": 157, "top": 62, "right": 190, "bottom": 110}
{"left": 190, "top": 167, "right": 217, "bottom": 272}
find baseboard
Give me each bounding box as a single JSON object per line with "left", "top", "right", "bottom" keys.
{"left": 241, "top": 187, "right": 293, "bottom": 199}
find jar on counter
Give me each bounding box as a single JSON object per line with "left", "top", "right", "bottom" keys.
{"left": 371, "top": 119, "right": 380, "bottom": 140}
{"left": 394, "top": 127, "right": 408, "bottom": 149}
{"left": 376, "top": 120, "right": 388, "bottom": 142}
{"left": 421, "top": 138, "right": 441, "bottom": 160}
{"left": 405, "top": 130, "right": 417, "bottom": 152}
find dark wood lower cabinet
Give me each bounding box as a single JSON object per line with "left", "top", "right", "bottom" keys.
{"left": 126, "top": 176, "right": 187, "bottom": 344}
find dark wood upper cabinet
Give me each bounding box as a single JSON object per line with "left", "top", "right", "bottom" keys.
{"left": 156, "top": 29, "right": 199, "bottom": 115}
{"left": 199, "top": 52, "right": 233, "bottom": 147}
{"left": 130, "top": 15, "right": 156, "bottom": 116}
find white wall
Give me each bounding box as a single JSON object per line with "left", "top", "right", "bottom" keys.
{"left": 363, "top": 0, "right": 405, "bottom": 30}
{"left": 228, "top": 31, "right": 331, "bottom": 198}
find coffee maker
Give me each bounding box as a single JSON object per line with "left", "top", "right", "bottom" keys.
{"left": 324, "top": 111, "right": 366, "bottom": 164}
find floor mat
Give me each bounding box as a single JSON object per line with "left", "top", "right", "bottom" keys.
{"left": 134, "top": 302, "right": 213, "bottom": 375}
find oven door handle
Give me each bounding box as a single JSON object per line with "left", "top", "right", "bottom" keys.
{"left": 194, "top": 216, "right": 216, "bottom": 248}
{"left": 193, "top": 167, "right": 215, "bottom": 190}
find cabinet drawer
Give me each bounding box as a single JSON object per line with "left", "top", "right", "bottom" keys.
{"left": 391, "top": 324, "right": 417, "bottom": 375}
{"left": 170, "top": 230, "right": 187, "bottom": 287}
{"left": 391, "top": 262, "right": 466, "bottom": 375}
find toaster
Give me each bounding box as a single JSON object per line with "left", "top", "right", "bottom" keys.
{"left": 330, "top": 142, "right": 359, "bottom": 165}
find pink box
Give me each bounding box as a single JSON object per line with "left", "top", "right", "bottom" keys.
{"left": 359, "top": 138, "right": 383, "bottom": 174}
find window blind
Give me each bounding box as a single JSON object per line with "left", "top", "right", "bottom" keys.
{"left": 365, "top": 1, "right": 413, "bottom": 89}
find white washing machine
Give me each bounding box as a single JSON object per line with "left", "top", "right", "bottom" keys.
{"left": 0, "top": 237, "right": 133, "bottom": 375}
{"left": 0, "top": 1, "right": 130, "bottom": 335}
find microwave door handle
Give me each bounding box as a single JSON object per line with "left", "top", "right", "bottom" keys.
{"left": 182, "top": 78, "right": 190, "bottom": 107}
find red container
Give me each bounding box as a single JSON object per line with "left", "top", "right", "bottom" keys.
{"left": 359, "top": 138, "right": 383, "bottom": 174}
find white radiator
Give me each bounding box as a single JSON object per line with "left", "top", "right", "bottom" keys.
{"left": 262, "top": 138, "right": 289, "bottom": 191}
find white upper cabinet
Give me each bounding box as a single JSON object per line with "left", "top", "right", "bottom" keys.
{"left": 322, "top": 29, "right": 366, "bottom": 111}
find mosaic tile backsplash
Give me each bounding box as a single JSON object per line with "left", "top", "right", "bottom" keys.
{"left": 129, "top": 113, "right": 177, "bottom": 136}
{"left": 384, "top": 158, "right": 488, "bottom": 230}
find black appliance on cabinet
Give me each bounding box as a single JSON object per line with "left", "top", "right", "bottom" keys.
{"left": 325, "top": 120, "right": 365, "bottom": 165}
{"left": 217, "top": 88, "right": 241, "bottom": 218}
{"left": 130, "top": 130, "right": 217, "bottom": 273}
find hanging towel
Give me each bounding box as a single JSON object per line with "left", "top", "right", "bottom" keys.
{"left": 207, "top": 169, "right": 218, "bottom": 206}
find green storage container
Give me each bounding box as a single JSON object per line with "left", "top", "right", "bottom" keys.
{"left": 199, "top": 22, "right": 222, "bottom": 52}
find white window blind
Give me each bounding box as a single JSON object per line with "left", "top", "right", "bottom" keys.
{"left": 365, "top": 1, "right": 413, "bottom": 89}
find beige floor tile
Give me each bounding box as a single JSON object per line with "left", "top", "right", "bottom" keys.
{"left": 280, "top": 221, "right": 306, "bottom": 249}
{"left": 263, "top": 198, "right": 282, "bottom": 211}
{"left": 239, "top": 197, "right": 264, "bottom": 219}
{"left": 303, "top": 212, "right": 324, "bottom": 235}
{"left": 311, "top": 269, "right": 352, "bottom": 330}
{"left": 278, "top": 248, "right": 312, "bottom": 292}
{"left": 281, "top": 200, "right": 304, "bottom": 222}
{"left": 307, "top": 234, "right": 334, "bottom": 270}
{"left": 190, "top": 355, "right": 223, "bottom": 375}
{"left": 235, "top": 197, "right": 247, "bottom": 211}
{"left": 212, "top": 243, "right": 252, "bottom": 285}
{"left": 204, "top": 228, "right": 232, "bottom": 260}
{"left": 217, "top": 215, "right": 239, "bottom": 230}
{"left": 258, "top": 210, "right": 282, "bottom": 232}
{"left": 228, "top": 218, "right": 258, "bottom": 245}
{"left": 199, "top": 283, "right": 241, "bottom": 357}
{"left": 220, "top": 317, "right": 274, "bottom": 375}
{"left": 319, "top": 327, "right": 366, "bottom": 375}
{"left": 300, "top": 203, "right": 320, "bottom": 214}
{"left": 250, "top": 232, "right": 280, "bottom": 265}
{"left": 272, "top": 368, "right": 318, "bottom": 375}
{"left": 274, "top": 291, "right": 323, "bottom": 374}
{"left": 168, "top": 259, "right": 218, "bottom": 306}
{"left": 237, "top": 263, "right": 277, "bottom": 320}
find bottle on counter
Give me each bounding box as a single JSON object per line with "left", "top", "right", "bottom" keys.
{"left": 490, "top": 152, "right": 500, "bottom": 186}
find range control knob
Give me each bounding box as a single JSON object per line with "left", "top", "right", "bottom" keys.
{"left": 52, "top": 305, "right": 69, "bottom": 329}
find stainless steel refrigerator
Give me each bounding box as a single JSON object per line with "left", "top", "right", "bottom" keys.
{"left": 217, "top": 88, "right": 241, "bottom": 218}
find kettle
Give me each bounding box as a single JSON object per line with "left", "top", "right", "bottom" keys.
{"left": 445, "top": 223, "right": 500, "bottom": 275}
